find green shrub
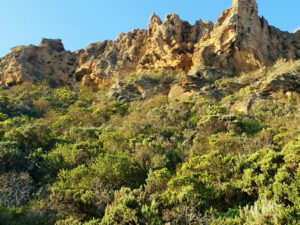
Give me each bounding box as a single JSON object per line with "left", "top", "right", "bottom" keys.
{"left": 236, "top": 121, "right": 262, "bottom": 135}
{"left": 100, "top": 188, "right": 140, "bottom": 225}
{"left": 240, "top": 199, "right": 286, "bottom": 225}
{"left": 162, "top": 152, "right": 240, "bottom": 212}
{"left": 50, "top": 152, "right": 147, "bottom": 218}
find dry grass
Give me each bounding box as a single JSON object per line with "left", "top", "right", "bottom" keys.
{"left": 236, "top": 59, "right": 300, "bottom": 86}
{"left": 240, "top": 199, "right": 285, "bottom": 225}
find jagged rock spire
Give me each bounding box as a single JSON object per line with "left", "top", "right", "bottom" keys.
{"left": 233, "top": 0, "right": 258, "bottom": 15}
{"left": 149, "top": 14, "right": 162, "bottom": 27}
{"left": 192, "top": 0, "right": 299, "bottom": 74}
{"left": 148, "top": 13, "right": 162, "bottom": 35}
{"left": 232, "top": 0, "right": 259, "bottom": 26}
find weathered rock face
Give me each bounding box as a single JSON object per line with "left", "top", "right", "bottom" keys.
{"left": 192, "top": 0, "right": 300, "bottom": 73}
{"left": 75, "top": 29, "right": 148, "bottom": 90}
{"left": 75, "top": 14, "right": 213, "bottom": 89}
{"left": 137, "top": 14, "right": 213, "bottom": 73}
{"left": 0, "top": 39, "right": 77, "bottom": 87}
{"left": 0, "top": 0, "right": 299, "bottom": 89}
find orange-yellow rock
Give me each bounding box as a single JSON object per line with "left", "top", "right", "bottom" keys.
{"left": 0, "top": 0, "right": 299, "bottom": 89}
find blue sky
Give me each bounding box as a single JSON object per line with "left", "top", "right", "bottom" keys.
{"left": 0, "top": 0, "right": 299, "bottom": 57}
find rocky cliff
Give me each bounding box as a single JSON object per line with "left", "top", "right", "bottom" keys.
{"left": 0, "top": 0, "right": 299, "bottom": 89}
{"left": 192, "top": 0, "right": 300, "bottom": 73}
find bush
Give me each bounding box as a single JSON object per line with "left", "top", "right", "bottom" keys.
{"left": 100, "top": 188, "right": 141, "bottom": 225}
{"left": 50, "top": 152, "right": 147, "bottom": 218}
{"left": 240, "top": 199, "right": 286, "bottom": 225}
{"left": 0, "top": 172, "right": 33, "bottom": 207}
{"left": 162, "top": 152, "right": 241, "bottom": 212}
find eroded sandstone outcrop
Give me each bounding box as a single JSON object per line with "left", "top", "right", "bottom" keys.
{"left": 0, "top": 39, "right": 77, "bottom": 87}
{"left": 75, "top": 29, "right": 148, "bottom": 90}
{"left": 75, "top": 13, "right": 213, "bottom": 89}
{"left": 192, "top": 0, "right": 300, "bottom": 74}
{"left": 0, "top": 0, "right": 299, "bottom": 90}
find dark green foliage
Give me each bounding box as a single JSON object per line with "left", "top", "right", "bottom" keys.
{"left": 162, "top": 152, "right": 247, "bottom": 214}
{"left": 0, "top": 206, "right": 57, "bottom": 225}
{"left": 3, "top": 122, "right": 55, "bottom": 151}
{"left": 237, "top": 120, "right": 262, "bottom": 135}
{"left": 49, "top": 151, "right": 147, "bottom": 219}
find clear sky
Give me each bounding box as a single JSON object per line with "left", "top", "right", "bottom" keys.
{"left": 0, "top": 0, "right": 299, "bottom": 57}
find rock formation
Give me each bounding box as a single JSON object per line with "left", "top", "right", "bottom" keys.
{"left": 192, "top": 0, "right": 300, "bottom": 73}
{"left": 0, "top": 0, "right": 299, "bottom": 89}
{"left": 74, "top": 14, "right": 213, "bottom": 90}
{"left": 0, "top": 39, "right": 77, "bottom": 87}
{"left": 75, "top": 29, "right": 148, "bottom": 90}
{"left": 108, "top": 76, "right": 170, "bottom": 102}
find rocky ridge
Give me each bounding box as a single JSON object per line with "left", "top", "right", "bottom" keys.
{"left": 0, "top": 0, "right": 299, "bottom": 91}
{"left": 0, "top": 39, "right": 77, "bottom": 87}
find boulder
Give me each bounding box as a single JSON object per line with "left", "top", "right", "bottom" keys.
{"left": 261, "top": 73, "right": 300, "bottom": 99}
{"left": 108, "top": 77, "right": 170, "bottom": 102}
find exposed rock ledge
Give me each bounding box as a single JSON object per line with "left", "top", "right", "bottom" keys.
{"left": 0, "top": 0, "right": 299, "bottom": 89}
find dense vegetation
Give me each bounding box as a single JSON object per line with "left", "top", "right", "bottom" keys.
{"left": 0, "top": 64, "right": 299, "bottom": 224}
